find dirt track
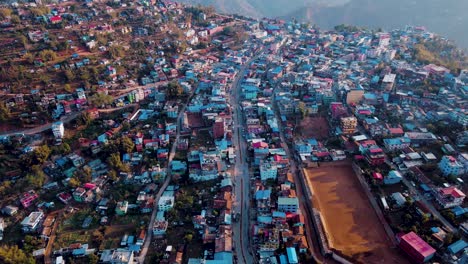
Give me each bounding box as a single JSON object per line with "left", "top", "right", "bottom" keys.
{"left": 304, "top": 161, "right": 409, "bottom": 264}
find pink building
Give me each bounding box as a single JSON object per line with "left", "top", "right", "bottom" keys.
{"left": 398, "top": 232, "right": 436, "bottom": 263}
{"left": 20, "top": 190, "right": 39, "bottom": 208}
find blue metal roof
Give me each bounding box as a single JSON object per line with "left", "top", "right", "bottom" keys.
{"left": 448, "top": 240, "right": 468, "bottom": 254}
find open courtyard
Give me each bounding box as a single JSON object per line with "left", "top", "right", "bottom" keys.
{"left": 304, "top": 160, "right": 409, "bottom": 263}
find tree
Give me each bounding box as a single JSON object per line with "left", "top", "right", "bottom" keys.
{"left": 0, "top": 245, "right": 35, "bottom": 264}
{"left": 0, "top": 8, "right": 12, "bottom": 20}
{"left": 91, "top": 230, "right": 104, "bottom": 246}
{"left": 10, "top": 15, "right": 20, "bottom": 24}
{"left": 167, "top": 81, "right": 184, "bottom": 98}
{"left": 88, "top": 254, "right": 99, "bottom": 264}
{"left": 0, "top": 102, "right": 10, "bottom": 121}
{"left": 297, "top": 102, "right": 307, "bottom": 119}
{"left": 68, "top": 176, "right": 81, "bottom": 188}
{"left": 120, "top": 137, "right": 135, "bottom": 154}
{"left": 79, "top": 111, "right": 92, "bottom": 126}
{"left": 444, "top": 233, "right": 454, "bottom": 245}
{"left": 222, "top": 26, "right": 234, "bottom": 36}
{"left": 30, "top": 7, "right": 50, "bottom": 16}
{"left": 82, "top": 167, "right": 92, "bottom": 183}
{"left": 108, "top": 170, "right": 118, "bottom": 181}
{"left": 89, "top": 93, "right": 113, "bottom": 107}
{"left": 64, "top": 84, "right": 73, "bottom": 93}
{"left": 184, "top": 233, "right": 193, "bottom": 242}
{"left": 107, "top": 153, "right": 129, "bottom": 172}
{"left": 39, "top": 49, "right": 57, "bottom": 62}
{"left": 33, "top": 145, "right": 51, "bottom": 164}
{"left": 26, "top": 165, "right": 47, "bottom": 188}
{"left": 108, "top": 45, "right": 125, "bottom": 59}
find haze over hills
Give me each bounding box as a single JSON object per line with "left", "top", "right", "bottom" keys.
{"left": 178, "top": 0, "right": 468, "bottom": 48}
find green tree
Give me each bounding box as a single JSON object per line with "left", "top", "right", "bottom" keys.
{"left": 24, "top": 53, "right": 35, "bottom": 64}
{"left": 444, "top": 232, "right": 454, "bottom": 245}
{"left": 184, "top": 233, "right": 193, "bottom": 242}
{"left": 10, "top": 15, "right": 20, "bottom": 24}
{"left": 79, "top": 111, "right": 92, "bottom": 126}
{"left": 26, "top": 165, "right": 47, "bottom": 188}
{"left": 0, "top": 102, "right": 11, "bottom": 121}
{"left": 39, "top": 49, "right": 57, "bottom": 62}
{"left": 68, "top": 176, "right": 81, "bottom": 188}
{"left": 120, "top": 137, "right": 135, "bottom": 154}
{"left": 167, "top": 81, "right": 184, "bottom": 98}
{"left": 0, "top": 8, "right": 12, "bottom": 19}
{"left": 82, "top": 167, "right": 92, "bottom": 183}
{"left": 88, "top": 254, "right": 99, "bottom": 264}
{"left": 0, "top": 245, "right": 35, "bottom": 264}
{"left": 89, "top": 93, "right": 113, "bottom": 107}
{"left": 108, "top": 45, "right": 125, "bottom": 59}
{"left": 297, "top": 102, "right": 307, "bottom": 119}
{"left": 64, "top": 84, "right": 73, "bottom": 93}
{"left": 33, "top": 145, "right": 51, "bottom": 164}
{"left": 107, "top": 153, "right": 124, "bottom": 171}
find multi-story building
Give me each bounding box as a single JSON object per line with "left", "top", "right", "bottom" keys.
{"left": 433, "top": 186, "right": 466, "bottom": 208}
{"left": 158, "top": 191, "right": 174, "bottom": 212}
{"left": 359, "top": 140, "right": 386, "bottom": 166}
{"left": 382, "top": 74, "right": 396, "bottom": 91}
{"left": 438, "top": 156, "right": 464, "bottom": 176}
{"left": 21, "top": 211, "right": 44, "bottom": 233}
{"left": 260, "top": 160, "right": 278, "bottom": 181}
{"left": 277, "top": 197, "right": 299, "bottom": 213}
{"left": 340, "top": 116, "right": 357, "bottom": 135}
{"left": 51, "top": 121, "right": 64, "bottom": 139}
{"left": 213, "top": 117, "right": 226, "bottom": 139}
{"left": 383, "top": 137, "right": 411, "bottom": 151}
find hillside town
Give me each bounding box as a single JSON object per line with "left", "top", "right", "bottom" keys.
{"left": 0, "top": 0, "right": 467, "bottom": 264}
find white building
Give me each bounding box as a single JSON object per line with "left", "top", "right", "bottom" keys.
{"left": 109, "top": 249, "right": 135, "bottom": 264}
{"left": 433, "top": 187, "right": 466, "bottom": 209}
{"left": 277, "top": 197, "right": 299, "bottom": 213}
{"left": 0, "top": 217, "right": 4, "bottom": 241}
{"left": 51, "top": 121, "right": 64, "bottom": 139}
{"left": 158, "top": 194, "right": 174, "bottom": 212}
{"left": 21, "top": 211, "right": 44, "bottom": 233}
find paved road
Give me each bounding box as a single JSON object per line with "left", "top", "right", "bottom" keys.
{"left": 137, "top": 95, "right": 192, "bottom": 264}
{"left": 231, "top": 56, "right": 260, "bottom": 264}
{"left": 0, "top": 81, "right": 169, "bottom": 137}
{"left": 401, "top": 176, "right": 456, "bottom": 232}
{"left": 0, "top": 112, "right": 81, "bottom": 137}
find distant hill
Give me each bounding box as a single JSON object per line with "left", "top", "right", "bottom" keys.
{"left": 282, "top": 0, "right": 468, "bottom": 49}
{"left": 176, "top": 0, "right": 468, "bottom": 49}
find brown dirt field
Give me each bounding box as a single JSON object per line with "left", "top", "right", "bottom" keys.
{"left": 304, "top": 160, "right": 409, "bottom": 264}
{"left": 299, "top": 116, "right": 329, "bottom": 139}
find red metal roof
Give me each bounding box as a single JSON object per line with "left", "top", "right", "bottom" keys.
{"left": 440, "top": 187, "right": 466, "bottom": 198}
{"left": 400, "top": 232, "right": 436, "bottom": 258}
{"left": 50, "top": 16, "right": 62, "bottom": 22}
{"left": 372, "top": 172, "right": 383, "bottom": 180}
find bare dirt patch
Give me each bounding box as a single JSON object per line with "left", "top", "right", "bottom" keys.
{"left": 298, "top": 116, "right": 329, "bottom": 139}
{"left": 304, "top": 160, "right": 409, "bottom": 264}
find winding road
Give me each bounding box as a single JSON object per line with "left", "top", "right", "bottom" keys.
{"left": 137, "top": 94, "right": 193, "bottom": 264}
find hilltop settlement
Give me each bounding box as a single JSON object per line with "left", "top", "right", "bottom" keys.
{"left": 0, "top": 0, "right": 467, "bottom": 264}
